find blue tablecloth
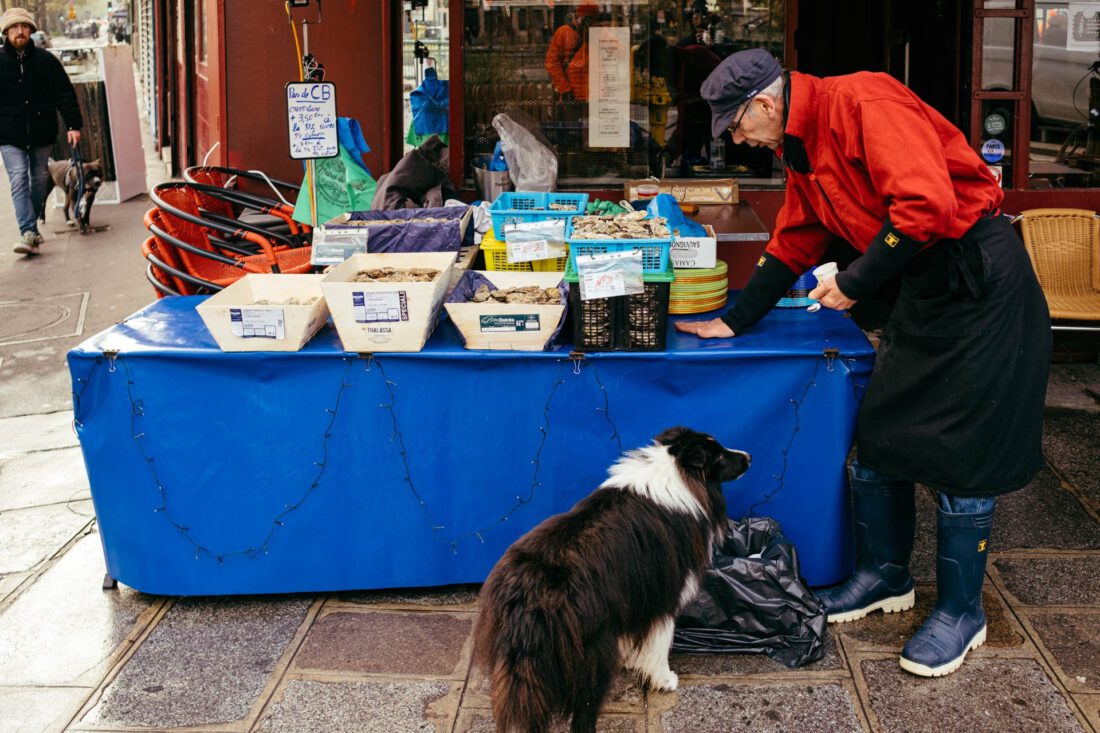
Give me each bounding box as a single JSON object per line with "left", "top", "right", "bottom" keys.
{"left": 68, "top": 297, "right": 873, "bottom": 596}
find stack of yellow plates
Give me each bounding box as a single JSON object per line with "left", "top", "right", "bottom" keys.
{"left": 670, "top": 261, "right": 729, "bottom": 314}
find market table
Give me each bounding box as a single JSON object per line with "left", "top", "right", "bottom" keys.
{"left": 69, "top": 297, "right": 874, "bottom": 596}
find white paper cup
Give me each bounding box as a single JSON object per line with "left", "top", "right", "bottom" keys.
{"left": 813, "top": 261, "right": 839, "bottom": 283}
{"left": 807, "top": 262, "right": 839, "bottom": 312}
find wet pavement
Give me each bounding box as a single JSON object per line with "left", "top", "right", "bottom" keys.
{"left": 1, "top": 114, "right": 1099, "bottom": 733}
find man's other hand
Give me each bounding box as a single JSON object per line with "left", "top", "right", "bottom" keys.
{"left": 67, "top": 130, "right": 81, "bottom": 147}
{"left": 674, "top": 318, "right": 734, "bottom": 339}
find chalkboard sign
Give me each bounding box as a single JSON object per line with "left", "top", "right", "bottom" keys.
{"left": 286, "top": 82, "right": 338, "bottom": 160}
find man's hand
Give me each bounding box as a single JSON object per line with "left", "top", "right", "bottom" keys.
{"left": 674, "top": 318, "right": 734, "bottom": 339}
{"left": 67, "top": 130, "right": 81, "bottom": 147}
{"left": 808, "top": 278, "right": 857, "bottom": 310}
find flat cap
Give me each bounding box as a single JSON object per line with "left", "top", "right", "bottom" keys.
{"left": 1, "top": 8, "right": 37, "bottom": 34}
{"left": 701, "top": 48, "right": 782, "bottom": 139}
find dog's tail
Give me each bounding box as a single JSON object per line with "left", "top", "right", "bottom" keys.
{"left": 474, "top": 559, "right": 590, "bottom": 733}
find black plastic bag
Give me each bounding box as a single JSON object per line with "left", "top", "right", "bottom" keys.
{"left": 672, "top": 516, "right": 827, "bottom": 668}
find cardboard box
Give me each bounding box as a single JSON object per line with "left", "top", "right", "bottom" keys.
{"left": 624, "top": 179, "right": 738, "bottom": 205}
{"left": 670, "top": 225, "right": 717, "bottom": 269}
{"left": 196, "top": 274, "right": 329, "bottom": 352}
{"left": 444, "top": 271, "right": 567, "bottom": 351}
{"left": 321, "top": 252, "right": 457, "bottom": 352}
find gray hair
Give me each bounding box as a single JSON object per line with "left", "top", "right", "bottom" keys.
{"left": 760, "top": 74, "right": 784, "bottom": 99}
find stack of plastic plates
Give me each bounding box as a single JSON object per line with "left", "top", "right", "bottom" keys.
{"left": 670, "top": 261, "right": 729, "bottom": 314}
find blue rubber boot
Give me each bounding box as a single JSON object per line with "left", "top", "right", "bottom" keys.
{"left": 818, "top": 461, "right": 916, "bottom": 623}
{"left": 899, "top": 500, "right": 994, "bottom": 677}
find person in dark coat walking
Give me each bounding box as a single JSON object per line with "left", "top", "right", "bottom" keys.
{"left": 0, "top": 7, "right": 83, "bottom": 256}
{"left": 676, "top": 49, "right": 1051, "bottom": 677}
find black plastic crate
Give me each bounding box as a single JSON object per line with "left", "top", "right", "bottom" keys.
{"left": 566, "top": 278, "right": 672, "bottom": 352}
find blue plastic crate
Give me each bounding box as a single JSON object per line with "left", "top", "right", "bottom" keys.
{"left": 567, "top": 217, "right": 673, "bottom": 274}
{"left": 488, "top": 192, "right": 590, "bottom": 233}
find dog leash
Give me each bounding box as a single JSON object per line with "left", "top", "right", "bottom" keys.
{"left": 70, "top": 145, "right": 86, "bottom": 221}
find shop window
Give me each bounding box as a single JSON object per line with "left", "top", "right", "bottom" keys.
{"left": 1027, "top": 1, "right": 1100, "bottom": 187}
{"left": 403, "top": 0, "right": 451, "bottom": 152}
{"left": 461, "top": 1, "right": 786, "bottom": 189}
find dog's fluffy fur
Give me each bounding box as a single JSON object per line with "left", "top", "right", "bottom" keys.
{"left": 37, "top": 157, "right": 103, "bottom": 233}
{"left": 473, "top": 427, "right": 751, "bottom": 733}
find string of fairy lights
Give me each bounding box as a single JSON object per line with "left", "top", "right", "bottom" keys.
{"left": 72, "top": 350, "right": 865, "bottom": 563}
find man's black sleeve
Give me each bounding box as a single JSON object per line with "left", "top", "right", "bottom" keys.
{"left": 52, "top": 55, "right": 83, "bottom": 132}
{"left": 720, "top": 252, "right": 799, "bottom": 335}
{"left": 834, "top": 220, "right": 924, "bottom": 301}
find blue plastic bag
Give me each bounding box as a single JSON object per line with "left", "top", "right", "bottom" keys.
{"left": 489, "top": 142, "right": 509, "bottom": 171}
{"left": 646, "top": 192, "right": 706, "bottom": 237}
{"left": 410, "top": 67, "right": 449, "bottom": 136}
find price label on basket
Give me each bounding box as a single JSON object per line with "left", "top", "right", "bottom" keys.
{"left": 506, "top": 238, "right": 551, "bottom": 263}
{"left": 576, "top": 251, "right": 644, "bottom": 301}
{"left": 229, "top": 308, "right": 285, "bottom": 339}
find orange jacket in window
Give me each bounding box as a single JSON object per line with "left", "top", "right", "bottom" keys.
{"left": 544, "top": 23, "right": 589, "bottom": 101}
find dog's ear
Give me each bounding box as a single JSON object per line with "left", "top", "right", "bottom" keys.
{"left": 676, "top": 441, "right": 711, "bottom": 470}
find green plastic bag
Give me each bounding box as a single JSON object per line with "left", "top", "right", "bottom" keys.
{"left": 293, "top": 117, "right": 377, "bottom": 226}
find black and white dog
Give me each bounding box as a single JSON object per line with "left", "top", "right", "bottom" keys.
{"left": 37, "top": 157, "right": 103, "bottom": 233}
{"left": 474, "top": 427, "right": 751, "bottom": 733}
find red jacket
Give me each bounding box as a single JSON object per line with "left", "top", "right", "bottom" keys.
{"left": 766, "top": 71, "right": 1002, "bottom": 275}
{"left": 544, "top": 24, "right": 588, "bottom": 100}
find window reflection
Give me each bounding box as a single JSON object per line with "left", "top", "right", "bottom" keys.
{"left": 1028, "top": 1, "right": 1099, "bottom": 187}
{"left": 462, "top": 1, "right": 785, "bottom": 188}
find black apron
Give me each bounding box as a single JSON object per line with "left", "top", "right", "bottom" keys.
{"left": 856, "top": 214, "right": 1051, "bottom": 497}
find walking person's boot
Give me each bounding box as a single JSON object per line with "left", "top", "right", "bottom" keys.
{"left": 899, "top": 495, "right": 994, "bottom": 677}
{"left": 818, "top": 460, "right": 916, "bottom": 623}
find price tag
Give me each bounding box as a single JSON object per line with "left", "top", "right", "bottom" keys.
{"left": 581, "top": 271, "right": 627, "bottom": 300}
{"left": 229, "top": 308, "right": 285, "bottom": 339}
{"left": 479, "top": 314, "right": 541, "bottom": 332}
{"left": 286, "top": 82, "right": 338, "bottom": 160}
{"left": 311, "top": 225, "right": 368, "bottom": 266}
{"left": 353, "top": 291, "right": 408, "bottom": 323}
{"left": 575, "top": 250, "right": 644, "bottom": 301}
{"left": 506, "top": 238, "right": 551, "bottom": 263}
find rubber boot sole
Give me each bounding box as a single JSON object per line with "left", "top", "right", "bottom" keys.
{"left": 826, "top": 588, "right": 916, "bottom": 624}
{"left": 898, "top": 625, "right": 987, "bottom": 677}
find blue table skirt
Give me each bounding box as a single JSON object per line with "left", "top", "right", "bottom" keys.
{"left": 68, "top": 296, "right": 873, "bottom": 596}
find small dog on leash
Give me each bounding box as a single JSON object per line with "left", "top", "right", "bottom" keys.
{"left": 473, "top": 427, "right": 751, "bottom": 733}
{"left": 37, "top": 157, "right": 103, "bottom": 233}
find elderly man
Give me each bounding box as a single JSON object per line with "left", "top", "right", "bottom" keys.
{"left": 0, "top": 7, "right": 83, "bottom": 256}
{"left": 677, "top": 49, "right": 1051, "bottom": 678}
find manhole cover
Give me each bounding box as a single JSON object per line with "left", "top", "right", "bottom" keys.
{"left": 0, "top": 292, "right": 89, "bottom": 345}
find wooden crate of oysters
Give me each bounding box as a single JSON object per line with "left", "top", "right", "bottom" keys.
{"left": 321, "top": 252, "right": 457, "bottom": 352}
{"left": 196, "top": 274, "right": 329, "bottom": 352}
{"left": 445, "top": 271, "right": 567, "bottom": 351}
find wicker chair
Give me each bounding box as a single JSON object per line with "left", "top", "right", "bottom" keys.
{"left": 1016, "top": 208, "right": 1100, "bottom": 331}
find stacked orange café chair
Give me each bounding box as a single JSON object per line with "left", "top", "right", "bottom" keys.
{"left": 140, "top": 182, "right": 314, "bottom": 298}
{"left": 183, "top": 165, "right": 311, "bottom": 244}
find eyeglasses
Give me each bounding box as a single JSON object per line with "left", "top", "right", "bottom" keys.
{"left": 728, "top": 102, "right": 750, "bottom": 136}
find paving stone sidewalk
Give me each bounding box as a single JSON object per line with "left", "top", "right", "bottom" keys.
{"left": 0, "top": 364, "right": 1097, "bottom": 733}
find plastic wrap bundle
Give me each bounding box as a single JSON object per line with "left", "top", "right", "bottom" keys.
{"left": 672, "top": 516, "right": 827, "bottom": 668}
{"left": 491, "top": 113, "right": 558, "bottom": 192}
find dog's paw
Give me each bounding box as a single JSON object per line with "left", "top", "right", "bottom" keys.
{"left": 652, "top": 670, "right": 678, "bottom": 692}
